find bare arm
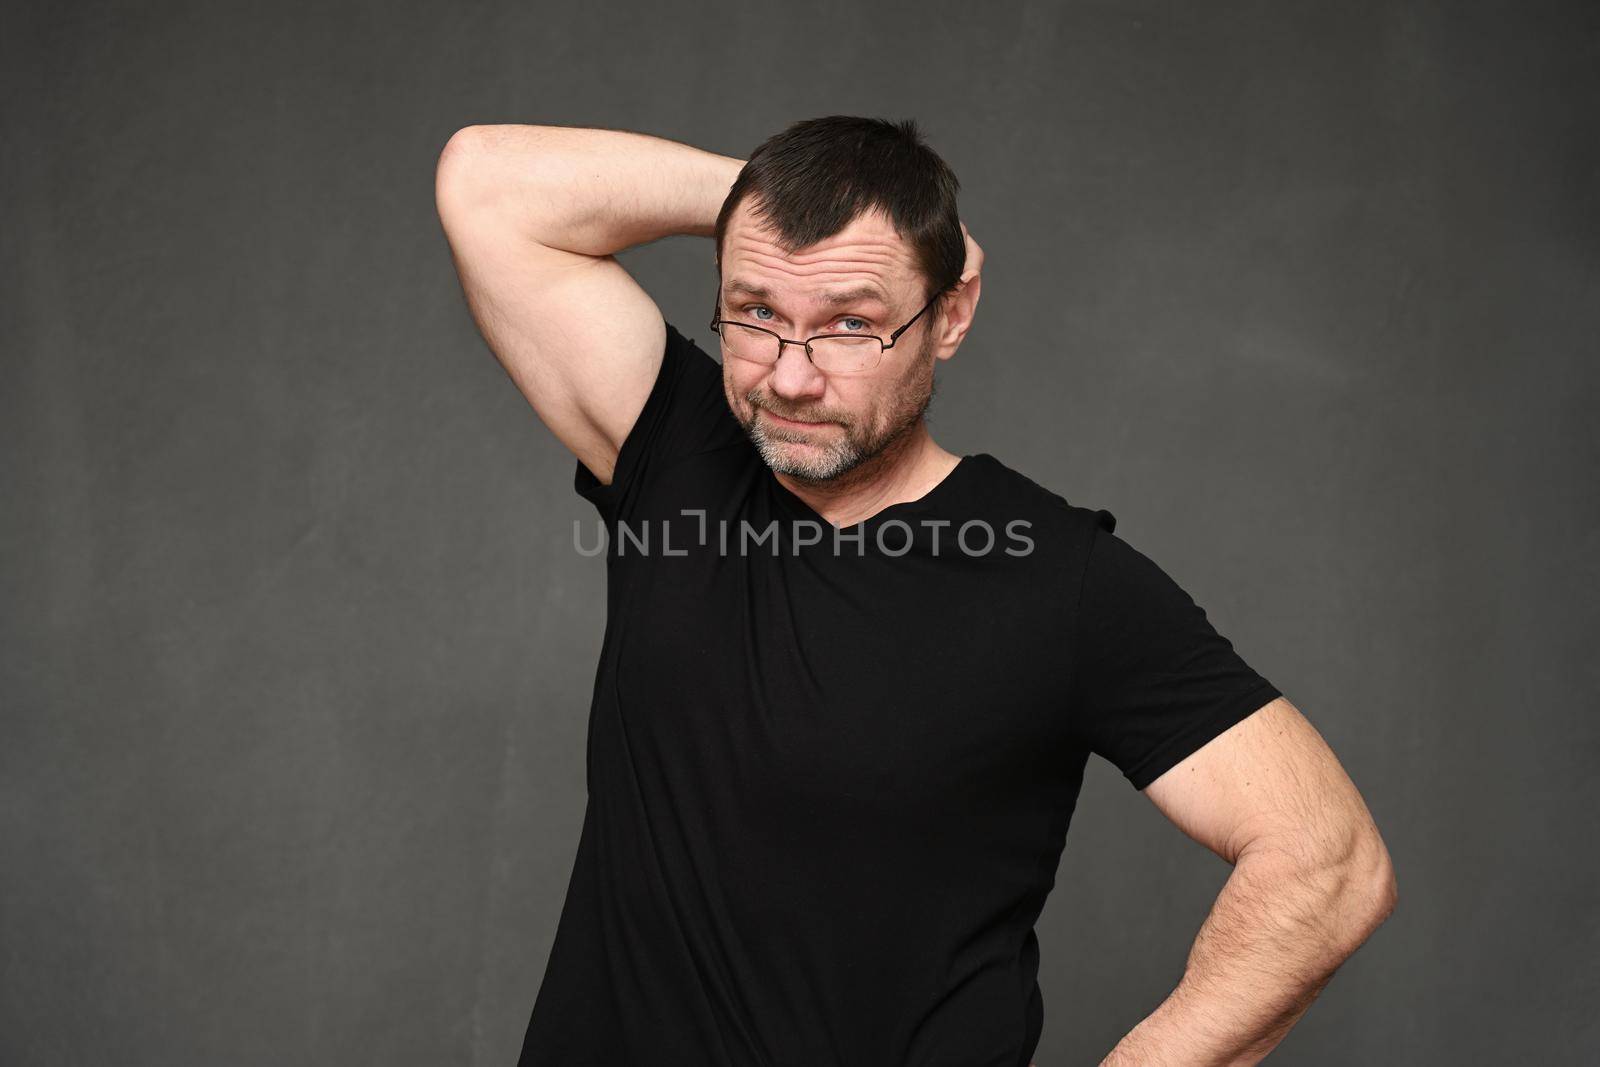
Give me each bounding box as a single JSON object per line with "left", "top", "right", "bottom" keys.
{"left": 433, "top": 124, "right": 745, "bottom": 483}
{"left": 1101, "top": 697, "right": 1399, "bottom": 1066}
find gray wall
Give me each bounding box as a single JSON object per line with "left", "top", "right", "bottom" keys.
{"left": 4, "top": 1, "right": 1595, "bottom": 1064}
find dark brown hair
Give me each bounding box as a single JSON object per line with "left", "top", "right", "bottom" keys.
{"left": 714, "top": 116, "right": 965, "bottom": 318}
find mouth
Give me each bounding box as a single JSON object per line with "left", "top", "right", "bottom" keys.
{"left": 761, "top": 410, "right": 831, "bottom": 429}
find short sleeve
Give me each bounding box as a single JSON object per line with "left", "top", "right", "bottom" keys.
{"left": 1067, "top": 513, "right": 1281, "bottom": 791}
{"left": 574, "top": 321, "right": 741, "bottom": 525}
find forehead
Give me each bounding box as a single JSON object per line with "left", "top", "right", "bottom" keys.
{"left": 721, "top": 201, "right": 919, "bottom": 307}
{"left": 721, "top": 277, "right": 895, "bottom": 313}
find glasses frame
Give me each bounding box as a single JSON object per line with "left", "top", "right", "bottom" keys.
{"left": 708, "top": 284, "right": 942, "bottom": 374}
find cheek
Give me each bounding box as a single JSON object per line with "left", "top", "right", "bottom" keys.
{"left": 886, "top": 364, "right": 930, "bottom": 409}
{"left": 723, "top": 363, "right": 761, "bottom": 404}
{"left": 833, "top": 385, "right": 877, "bottom": 427}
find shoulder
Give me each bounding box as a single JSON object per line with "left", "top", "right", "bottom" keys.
{"left": 962, "top": 452, "right": 1117, "bottom": 545}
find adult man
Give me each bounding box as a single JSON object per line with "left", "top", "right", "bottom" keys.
{"left": 435, "top": 115, "right": 1397, "bottom": 1066}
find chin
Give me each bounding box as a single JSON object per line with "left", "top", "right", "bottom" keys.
{"left": 761, "top": 441, "right": 862, "bottom": 482}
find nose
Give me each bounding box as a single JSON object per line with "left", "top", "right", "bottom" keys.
{"left": 766, "top": 339, "right": 828, "bottom": 401}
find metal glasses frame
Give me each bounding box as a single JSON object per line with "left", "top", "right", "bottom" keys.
{"left": 708, "top": 285, "right": 941, "bottom": 372}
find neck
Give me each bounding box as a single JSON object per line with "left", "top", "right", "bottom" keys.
{"left": 773, "top": 422, "right": 961, "bottom": 528}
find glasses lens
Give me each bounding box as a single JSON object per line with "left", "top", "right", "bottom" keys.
{"left": 808, "top": 335, "right": 882, "bottom": 374}
{"left": 716, "top": 323, "right": 884, "bottom": 373}
{"left": 718, "top": 323, "right": 779, "bottom": 364}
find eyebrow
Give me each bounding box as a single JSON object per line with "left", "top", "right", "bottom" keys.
{"left": 723, "top": 280, "right": 892, "bottom": 310}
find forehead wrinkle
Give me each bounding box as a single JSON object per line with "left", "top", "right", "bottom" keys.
{"left": 724, "top": 248, "right": 909, "bottom": 306}
{"left": 724, "top": 278, "right": 892, "bottom": 309}
{"left": 735, "top": 239, "right": 905, "bottom": 272}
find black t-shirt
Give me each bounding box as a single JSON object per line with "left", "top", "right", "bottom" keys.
{"left": 518, "top": 323, "right": 1280, "bottom": 1066}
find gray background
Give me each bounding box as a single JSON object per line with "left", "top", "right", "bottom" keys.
{"left": 4, "top": 1, "right": 1596, "bottom": 1064}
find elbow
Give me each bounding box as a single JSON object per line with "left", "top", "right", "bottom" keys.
{"left": 1270, "top": 824, "right": 1399, "bottom": 953}
{"left": 435, "top": 124, "right": 558, "bottom": 229}
{"left": 1341, "top": 831, "right": 1399, "bottom": 949}
{"left": 438, "top": 124, "right": 497, "bottom": 171}
{"left": 1359, "top": 823, "right": 1399, "bottom": 921}
{"left": 435, "top": 126, "right": 492, "bottom": 214}
{"left": 1370, "top": 849, "right": 1399, "bottom": 927}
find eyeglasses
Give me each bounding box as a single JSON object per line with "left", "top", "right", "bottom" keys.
{"left": 709, "top": 285, "right": 941, "bottom": 375}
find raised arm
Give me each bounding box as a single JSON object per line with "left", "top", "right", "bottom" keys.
{"left": 433, "top": 124, "right": 745, "bottom": 484}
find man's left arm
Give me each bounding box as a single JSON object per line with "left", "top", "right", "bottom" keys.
{"left": 1100, "top": 695, "right": 1399, "bottom": 1066}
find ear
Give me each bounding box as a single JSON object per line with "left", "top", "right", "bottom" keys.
{"left": 932, "top": 271, "right": 981, "bottom": 359}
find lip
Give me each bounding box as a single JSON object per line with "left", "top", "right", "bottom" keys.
{"left": 762, "top": 410, "right": 831, "bottom": 429}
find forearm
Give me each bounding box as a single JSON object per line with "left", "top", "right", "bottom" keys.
{"left": 1101, "top": 840, "right": 1396, "bottom": 1065}
{"left": 436, "top": 123, "right": 745, "bottom": 256}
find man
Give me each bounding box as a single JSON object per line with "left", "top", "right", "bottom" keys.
{"left": 435, "top": 115, "right": 1397, "bottom": 1067}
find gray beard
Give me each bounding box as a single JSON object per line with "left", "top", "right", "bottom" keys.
{"left": 747, "top": 398, "right": 925, "bottom": 481}
{"left": 745, "top": 367, "right": 938, "bottom": 482}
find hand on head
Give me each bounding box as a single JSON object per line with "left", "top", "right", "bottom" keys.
{"left": 958, "top": 219, "right": 984, "bottom": 287}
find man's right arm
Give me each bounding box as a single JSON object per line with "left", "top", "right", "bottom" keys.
{"left": 433, "top": 124, "right": 745, "bottom": 485}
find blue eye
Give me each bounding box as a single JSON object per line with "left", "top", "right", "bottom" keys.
{"left": 745, "top": 306, "right": 871, "bottom": 332}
